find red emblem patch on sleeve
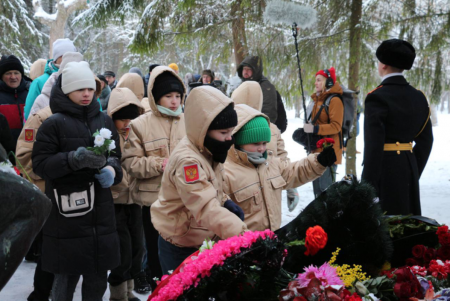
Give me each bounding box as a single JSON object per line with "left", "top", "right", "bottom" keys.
{"left": 184, "top": 164, "right": 200, "bottom": 183}
{"left": 25, "top": 129, "right": 35, "bottom": 142}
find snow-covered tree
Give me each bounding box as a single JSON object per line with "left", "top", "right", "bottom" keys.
{"left": 33, "top": 0, "right": 88, "bottom": 58}
{"left": 0, "top": 0, "right": 44, "bottom": 70}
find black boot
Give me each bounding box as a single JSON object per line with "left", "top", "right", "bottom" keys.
{"left": 133, "top": 271, "right": 151, "bottom": 294}
{"left": 145, "top": 269, "right": 158, "bottom": 291}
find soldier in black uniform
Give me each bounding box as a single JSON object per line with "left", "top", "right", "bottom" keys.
{"left": 362, "top": 39, "right": 433, "bottom": 216}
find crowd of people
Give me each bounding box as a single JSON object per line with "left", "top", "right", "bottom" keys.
{"left": 0, "top": 37, "right": 433, "bottom": 301}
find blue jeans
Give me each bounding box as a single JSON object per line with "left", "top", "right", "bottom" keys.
{"left": 52, "top": 272, "right": 107, "bottom": 301}
{"left": 158, "top": 236, "right": 198, "bottom": 275}
{"left": 312, "top": 164, "right": 337, "bottom": 198}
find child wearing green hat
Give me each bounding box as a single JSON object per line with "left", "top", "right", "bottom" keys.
{"left": 223, "top": 104, "right": 336, "bottom": 232}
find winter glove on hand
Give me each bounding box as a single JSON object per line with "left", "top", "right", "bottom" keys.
{"left": 68, "top": 147, "right": 106, "bottom": 170}
{"left": 317, "top": 146, "right": 337, "bottom": 167}
{"left": 224, "top": 200, "right": 245, "bottom": 221}
{"left": 94, "top": 166, "right": 115, "bottom": 188}
{"left": 303, "top": 123, "right": 314, "bottom": 133}
{"left": 286, "top": 188, "right": 300, "bottom": 212}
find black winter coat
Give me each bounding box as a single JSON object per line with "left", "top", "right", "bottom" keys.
{"left": 362, "top": 75, "right": 433, "bottom": 216}
{"left": 0, "top": 113, "right": 15, "bottom": 163}
{"left": 0, "top": 78, "right": 30, "bottom": 151}
{"left": 32, "top": 74, "right": 122, "bottom": 275}
{"left": 237, "top": 56, "right": 280, "bottom": 123}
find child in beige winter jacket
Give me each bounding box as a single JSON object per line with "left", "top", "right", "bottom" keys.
{"left": 223, "top": 104, "right": 336, "bottom": 232}
{"left": 231, "top": 81, "right": 300, "bottom": 212}
{"left": 122, "top": 66, "right": 186, "bottom": 287}
{"left": 106, "top": 87, "right": 147, "bottom": 299}
{"left": 151, "top": 86, "right": 248, "bottom": 275}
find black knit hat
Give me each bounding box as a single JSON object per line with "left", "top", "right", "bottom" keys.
{"left": 0, "top": 55, "right": 24, "bottom": 78}
{"left": 97, "top": 74, "right": 108, "bottom": 86}
{"left": 209, "top": 104, "right": 238, "bottom": 130}
{"left": 104, "top": 71, "right": 115, "bottom": 77}
{"left": 376, "top": 39, "right": 416, "bottom": 70}
{"left": 149, "top": 64, "right": 160, "bottom": 73}
{"left": 152, "top": 71, "right": 184, "bottom": 102}
{"left": 112, "top": 104, "right": 140, "bottom": 120}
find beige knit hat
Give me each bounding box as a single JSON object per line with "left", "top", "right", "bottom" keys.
{"left": 61, "top": 61, "right": 96, "bottom": 94}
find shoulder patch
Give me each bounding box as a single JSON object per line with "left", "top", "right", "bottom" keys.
{"left": 184, "top": 164, "right": 200, "bottom": 183}
{"left": 25, "top": 129, "right": 35, "bottom": 142}
{"left": 368, "top": 85, "right": 383, "bottom": 94}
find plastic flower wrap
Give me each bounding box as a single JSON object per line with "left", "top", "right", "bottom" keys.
{"left": 87, "top": 128, "right": 115, "bottom": 155}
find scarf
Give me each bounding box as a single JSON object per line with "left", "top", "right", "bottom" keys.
{"left": 157, "top": 105, "right": 182, "bottom": 117}
{"left": 239, "top": 149, "right": 267, "bottom": 165}
{"left": 204, "top": 135, "right": 235, "bottom": 163}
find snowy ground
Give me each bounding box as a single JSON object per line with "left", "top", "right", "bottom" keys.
{"left": 2, "top": 110, "right": 449, "bottom": 300}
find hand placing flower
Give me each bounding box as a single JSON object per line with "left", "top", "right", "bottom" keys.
{"left": 87, "top": 128, "right": 116, "bottom": 156}
{"left": 316, "top": 138, "right": 336, "bottom": 182}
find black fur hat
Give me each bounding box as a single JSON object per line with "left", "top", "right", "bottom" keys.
{"left": 376, "top": 39, "right": 416, "bottom": 70}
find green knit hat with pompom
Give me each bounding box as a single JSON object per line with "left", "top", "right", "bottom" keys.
{"left": 234, "top": 116, "right": 271, "bottom": 146}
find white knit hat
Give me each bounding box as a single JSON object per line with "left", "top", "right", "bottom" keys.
{"left": 61, "top": 61, "right": 96, "bottom": 94}
{"left": 52, "top": 38, "right": 77, "bottom": 62}
{"left": 58, "top": 52, "right": 84, "bottom": 75}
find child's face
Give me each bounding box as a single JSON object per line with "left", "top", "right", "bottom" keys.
{"left": 241, "top": 142, "right": 267, "bottom": 154}
{"left": 114, "top": 119, "right": 131, "bottom": 131}
{"left": 158, "top": 92, "right": 181, "bottom": 111}
{"left": 68, "top": 88, "right": 95, "bottom": 106}
{"left": 207, "top": 127, "right": 235, "bottom": 142}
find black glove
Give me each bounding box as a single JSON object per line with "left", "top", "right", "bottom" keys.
{"left": 224, "top": 200, "right": 245, "bottom": 221}
{"left": 68, "top": 147, "right": 106, "bottom": 171}
{"left": 317, "top": 146, "right": 337, "bottom": 167}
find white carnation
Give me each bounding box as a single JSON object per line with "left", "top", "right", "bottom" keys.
{"left": 99, "top": 128, "right": 112, "bottom": 139}
{"left": 108, "top": 140, "right": 116, "bottom": 151}
{"left": 94, "top": 135, "right": 105, "bottom": 147}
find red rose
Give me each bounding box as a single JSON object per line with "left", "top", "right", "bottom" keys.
{"left": 316, "top": 139, "right": 325, "bottom": 149}
{"left": 437, "top": 225, "right": 449, "bottom": 236}
{"left": 316, "top": 138, "right": 335, "bottom": 149}
{"left": 439, "top": 233, "right": 450, "bottom": 247}
{"left": 304, "top": 226, "right": 328, "bottom": 256}
{"left": 437, "top": 246, "right": 450, "bottom": 260}
{"left": 428, "top": 260, "right": 449, "bottom": 280}
{"left": 424, "top": 248, "right": 437, "bottom": 264}
{"left": 412, "top": 245, "right": 427, "bottom": 259}
{"left": 394, "top": 267, "right": 424, "bottom": 300}
{"left": 325, "top": 138, "right": 335, "bottom": 144}
{"left": 406, "top": 258, "right": 421, "bottom": 267}
{"left": 293, "top": 297, "right": 307, "bottom": 301}
{"left": 345, "top": 292, "right": 363, "bottom": 301}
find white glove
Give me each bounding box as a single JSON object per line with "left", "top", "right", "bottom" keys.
{"left": 303, "top": 123, "right": 314, "bottom": 133}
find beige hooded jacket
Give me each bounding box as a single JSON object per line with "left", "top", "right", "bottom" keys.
{"left": 122, "top": 66, "right": 186, "bottom": 206}
{"left": 15, "top": 106, "right": 52, "bottom": 192}
{"left": 116, "top": 73, "right": 151, "bottom": 113}
{"left": 223, "top": 104, "right": 326, "bottom": 231}
{"left": 106, "top": 88, "right": 145, "bottom": 204}
{"left": 231, "top": 81, "right": 287, "bottom": 161}
{"left": 151, "top": 86, "right": 248, "bottom": 248}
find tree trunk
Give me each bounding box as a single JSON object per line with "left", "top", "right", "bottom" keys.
{"left": 430, "top": 103, "right": 438, "bottom": 126}
{"left": 295, "top": 97, "right": 301, "bottom": 118}
{"left": 231, "top": 0, "right": 248, "bottom": 67}
{"left": 345, "top": 0, "right": 363, "bottom": 176}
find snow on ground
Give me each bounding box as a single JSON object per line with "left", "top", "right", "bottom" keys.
{"left": 2, "top": 110, "right": 449, "bottom": 300}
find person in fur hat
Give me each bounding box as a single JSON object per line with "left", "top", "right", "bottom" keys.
{"left": 223, "top": 104, "right": 331, "bottom": 232}
{"left": 32, "top": 61, "right": 122, "bottom": 300}
{"left": 150, "top": 86, "right": 248, "bottom": 275}
{"left": 362, "top": 39, "right": 433, "bottom": 216}
{"left": 122, "top": 66, "right": 187, "bottom": 291}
